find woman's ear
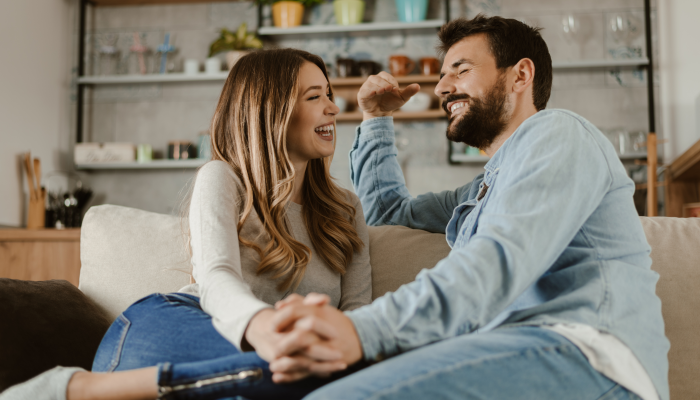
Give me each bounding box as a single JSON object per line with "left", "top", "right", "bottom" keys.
{"left": 511, "top": 58, "right": 535, "bottom": 94}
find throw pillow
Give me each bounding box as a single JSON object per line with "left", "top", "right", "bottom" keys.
{"left": 0, "top": 279, "right": 111, "bottom": 391}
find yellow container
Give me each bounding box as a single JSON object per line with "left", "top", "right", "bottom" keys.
{"left": 272, "top": 1, "right": 304, "bottom": 28}
{"left": 334, "top": 0, "right": 364, "bottom": 25}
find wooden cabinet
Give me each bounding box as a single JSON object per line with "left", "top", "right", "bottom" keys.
{"left": 0, "top": 229, "right": 81, "bottom": 286}
{"left": 665, "top": 139, "right": 700, "bottom": 218}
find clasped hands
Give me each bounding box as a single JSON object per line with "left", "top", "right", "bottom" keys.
{"left": 244, "top": 293, "right": 363, "bottom": 383}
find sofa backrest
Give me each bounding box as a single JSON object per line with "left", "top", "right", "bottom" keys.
{"left": 639, "top": 217, "right": 700, "bottom": 399}
{"left": 80, "top": 205, "right": 191, "bottom": 319}
{"left": 80, "top": 205, "right": 700, "bottom": 398}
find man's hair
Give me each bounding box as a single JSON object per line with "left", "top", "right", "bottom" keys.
{"left": 437, "top": 14, "right": 553, "bottom": 111}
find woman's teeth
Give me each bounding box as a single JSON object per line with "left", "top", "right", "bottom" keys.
{"left": 314, "top": 125, "right": 334, "bottom": 136}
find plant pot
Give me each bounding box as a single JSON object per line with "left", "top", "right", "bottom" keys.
{"left": 226, "top": 50, "right": 250, "bottom": 70}
{"left": 395, "top": 0, "right": 428, "bottom": 23}
{"left": 272, "top": 1, "right": 304, "bottom": 28}
{"left": 334, "top": 0, "right": 364, "bottom": 26}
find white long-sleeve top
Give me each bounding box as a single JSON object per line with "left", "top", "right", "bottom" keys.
{"left": 179, "top": 160, "right": 372, "bottom": 349}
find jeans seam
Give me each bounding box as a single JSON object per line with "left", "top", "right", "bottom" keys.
{"left": 364, "top": 341, "right": 581, "bottom": 400}
{"left": 106, "top": 314, "right": 131, "bottom": 372}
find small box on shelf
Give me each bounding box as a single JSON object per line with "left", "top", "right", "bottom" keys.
{"left": 74, "top": 143, "right": 135, "bottom": 164}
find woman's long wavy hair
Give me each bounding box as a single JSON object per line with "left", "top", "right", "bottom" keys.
{"left": 196, "top": 48, "right": 363, "bottom": 291}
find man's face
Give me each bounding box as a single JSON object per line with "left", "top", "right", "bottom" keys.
{"left": 435, "top": 34, "right": 511, "bottom": 149}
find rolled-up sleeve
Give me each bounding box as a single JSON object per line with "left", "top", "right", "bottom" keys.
{"left": 350, "top": 117, "right": 474, "bottom": 233}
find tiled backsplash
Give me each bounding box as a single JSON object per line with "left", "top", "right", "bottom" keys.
{"left": 79, "top": 0, "right": 658, "bottom": 215}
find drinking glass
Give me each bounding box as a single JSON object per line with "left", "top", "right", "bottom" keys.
{"left": 608, "top": 13, "right": 642, "bottom": 45}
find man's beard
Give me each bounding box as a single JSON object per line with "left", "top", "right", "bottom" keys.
{"left": 444, "top": 76, "right": 510, "bottom": 150}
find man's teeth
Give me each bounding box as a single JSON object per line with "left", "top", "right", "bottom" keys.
{"left": 314, "top": 125, "right": 334, "bottom": 136}
{"left": 450, "top": 102, "right": 466, "bottom": 113}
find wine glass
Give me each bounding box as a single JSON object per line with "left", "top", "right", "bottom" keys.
{"left": 561, "top": 14, "right": 586, "bottom": 59}
{"left": 609, "top": 13, "right": 642, "bottom": 46}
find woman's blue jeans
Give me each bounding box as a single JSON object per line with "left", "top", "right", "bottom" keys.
{"left": 92, "top": 293, "right": 350, "bottom": 400}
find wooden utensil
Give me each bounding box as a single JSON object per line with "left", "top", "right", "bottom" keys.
{"left": 34, "top": 158, "right": 42, "bottom": 193}
{"left": 25, "top": 154, "right": 46, "bottom": 229}
{"left": 23, "top": 153, "right": 36, "bottom": 201}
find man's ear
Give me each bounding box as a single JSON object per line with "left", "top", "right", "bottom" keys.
{"left": 511, "top": 58, "right": 535, "bottom": 94}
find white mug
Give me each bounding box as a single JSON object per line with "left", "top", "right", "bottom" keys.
{"left": 205, "top": 57, "right": 221, "bottom": 74}
{"left": 184, "top": 59, "right": 199, "bottom": 75}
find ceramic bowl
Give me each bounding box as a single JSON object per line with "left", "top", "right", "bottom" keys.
{"left": 400, "top": 92, "right": 431, "bottom": 112}
{"left": 334, "top": 96, "right": 347, "bottom": 114}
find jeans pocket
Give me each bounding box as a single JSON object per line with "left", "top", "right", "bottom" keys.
{"left": 596, "top": 384, "right": 643, "bottom": 400}
{"left": 92, "top": 314, "right": 131, "bottom": 372}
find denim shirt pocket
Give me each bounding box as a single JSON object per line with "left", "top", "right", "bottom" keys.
{"left": 457, "top": 169, "right": 500, "bottom": 247}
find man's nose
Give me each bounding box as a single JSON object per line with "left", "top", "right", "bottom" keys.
{"left": 434, "top": 76, "right": 454, "bottom": 98}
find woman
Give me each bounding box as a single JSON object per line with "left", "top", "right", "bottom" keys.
{"left": 4, "top": 48, "right": 371, "bottom": 400}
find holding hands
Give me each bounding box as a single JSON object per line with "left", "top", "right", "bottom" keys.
{"left": 244, "top": 293, "right": 363, "bottom": 383}
{"left": 358, "top": 72, "right": 421, "bottom": 120}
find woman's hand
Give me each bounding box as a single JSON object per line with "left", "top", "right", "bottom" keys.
{"left": 268, "top": 295, "right": 364, "bottom": 383}
{"left": 244, "top": 306, "right": 347, "bottom": 382}
{"left": 357, "top": 72, "right": 421, "bottom": 121}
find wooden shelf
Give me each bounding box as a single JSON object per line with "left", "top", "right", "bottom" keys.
{"left": 90, "top": 0, "right": 233, "bottom": 6}
{"left": 619, "top": 152, "right": 648, "bottom": 160}
{"left": 78, "top": 73, "right": 229, "bottom": 85}
{"left": 336, "top": 109, "right": 445, "bottom": 122}
{"left": 258, "top": 20, "right": 444, "bottom": 37}
{"left": 450, "top": 154, "right": 490, "bottom": 163}
{"left": 331, "top": 75, "right": 440, "bottom": 86}
{"left": 670, "top": 139, "right": 700, "bottom": 181}
{"left": 77, "top": 60, "right": 648, "bottom": 86}
{"left": 552, "top": 58, "right": 649, "bottom": 70}
{"left": 76, "top": 159, "right": 207, "bottom": 170}
{"left": 450, "top": 151, "right": 647, "bottom": 164}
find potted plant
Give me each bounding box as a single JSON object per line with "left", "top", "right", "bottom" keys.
{"left": 334, "top": 0, "right": 364, "bottom": 25}
{"left": 255, "top": 0, "right": 326, "bottom": 28}
{"left": 208, "top": 23, "right": 263, "bottom": 70}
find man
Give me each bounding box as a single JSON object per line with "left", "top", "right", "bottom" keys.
{"left": 271, "top": 15, "right": 669, "bottom": 400}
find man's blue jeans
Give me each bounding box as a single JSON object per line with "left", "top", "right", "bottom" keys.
{"left": 92, "top": 293, "right": 342, "bottom": 400}
{"left": 304, "top": 326, "right": 643, "bottom": 400}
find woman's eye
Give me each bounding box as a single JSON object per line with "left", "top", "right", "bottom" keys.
{"left": 308, "top": 95, "right": 320, "bottom": 100}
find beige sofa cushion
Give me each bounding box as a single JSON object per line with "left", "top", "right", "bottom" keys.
{"left": 79, "top": 205, "right": 191, "bottom": 320}
{"left": 367, "top": 225, "right": 449, "bottom": 299}
{"left": 640, "top": 216, "right": 700, "bottom": 399}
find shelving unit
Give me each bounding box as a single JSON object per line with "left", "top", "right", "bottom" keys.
{"left": 257, "top": 20, "right": 445, "bottom": 37}
{"left": 76, "top": 159, "right": 206, "bottom": 170}
{"left": 75, "top": 0, "right": 452, "bottom": 151}
{"left": 75, "top": 0, "right": 659, "bottom": 214}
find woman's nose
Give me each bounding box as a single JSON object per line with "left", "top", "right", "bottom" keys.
{"left": 327, "top": 98, "right": 340, "bottom": 115}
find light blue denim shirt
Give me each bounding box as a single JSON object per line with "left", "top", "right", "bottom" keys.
{"left": 345, "top": 110, "right": 670, "bottom": 400}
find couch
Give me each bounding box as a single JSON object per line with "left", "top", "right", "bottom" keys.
{"left": 1, "top": 205, "right": 699, "bottom": 398}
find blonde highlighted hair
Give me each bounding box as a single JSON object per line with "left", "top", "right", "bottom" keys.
{"left": 199, "top": 48, "right": 363, "bottom": 291}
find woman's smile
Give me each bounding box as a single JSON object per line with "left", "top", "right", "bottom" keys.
{"left": 314, "top": 123, "right": 335, "bottom": 141}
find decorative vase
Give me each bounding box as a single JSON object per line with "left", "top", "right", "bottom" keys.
{"left": 334, "top": 0, "right": 364, "bottom": 26}
{"left": 226, "top": 50, "right": 250, "bottom": 70}
{"left": 395, "top": 0, "right": 428, "bottom": 23}
{"left": 272, "top": 1, "right": 304, "bottom": 28}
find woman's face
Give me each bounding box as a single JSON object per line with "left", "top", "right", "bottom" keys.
{"left": 286, "top": 62, "right": 340, "bottom": 165}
